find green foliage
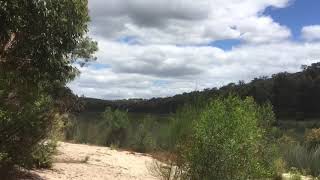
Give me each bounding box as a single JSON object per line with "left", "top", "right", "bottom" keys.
{"left": 101, "top": 107, "right": 129, "bottom": 131}
{"left": 65, "top": 108, "right": 131, "bottom": 147}
{"left": 30, "top": 140, "right": 58, "bottom": 168}
{"left": 99, "top": 107, "right": 129, "bottom": 146}
{"left": 0, "top": 0, "right": 96, "bottom": 173}
{"left": 129, "top": 115, "right": 157, "bottom": 153}
{"left": 0, "top": 0, "right": 97, "bottom": 87}
{"left": 65, "top": 112, "right": 163, "bottom": 153}
{"left": 0, "top": 95, "right": 55, "bottom": 170}
{"left": 179, "top": 96, "right": 277, "bottom": 180}
{"left": 167, "top": 104, "right": 201, "bottom": 151}
{"left": 304, "top": 128, "right": 320, "bottom": 149}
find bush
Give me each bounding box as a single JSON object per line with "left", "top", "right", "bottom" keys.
{"left": 129, "top": 115, "right": 157, "bottom": 153}
{"left": 30, "top": 140, "right": 58, "bottom": 168}
{"left": 304, "top": 128, "right": 320, "bottom": 149}
{"left": 0, "top": 95, "right": 64, "bottom": 173}
{"left": 167, "top": 104, "right": 201, "bottom": 151}
{"left": 65, "top": 112, "right": 164, "bottom": 153}
{"left": 99, "top": 107, "right": 129, "bottom": 147}
{"left": 179, "top": 96, "right": 277, "bottom": 179}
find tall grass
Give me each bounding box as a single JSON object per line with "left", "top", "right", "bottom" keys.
{"left": 64, "top": 110, "right": 171, "bottom": 153}
{"left": 279, "top": 128, "right": 320, "bottom": 177}
{"left": 281, "top": 143, "right": 320, "bottom": 177}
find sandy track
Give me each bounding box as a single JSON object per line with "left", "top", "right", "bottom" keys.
{"left": 31, "top": 142, "right": 158, "bottom": 180}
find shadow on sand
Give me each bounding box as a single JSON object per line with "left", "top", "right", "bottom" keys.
{"left": 1, "top": 169, "right": 44, "bottom": 180}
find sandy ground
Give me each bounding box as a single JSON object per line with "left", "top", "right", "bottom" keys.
{"left": 19, "top": 142, "right": 314, "bottom": 180}
{"left": 29, "top": 142, "right": 158, "bottom": 180}
{"left": 282, "top": 173, "right": 314, "bottom": 180}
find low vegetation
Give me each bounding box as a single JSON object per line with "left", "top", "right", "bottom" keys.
{"left": 181, "top": 97, "right": 277, "bottom": 179}
{"left": 65, "top": 109, "right": 160, "bottom": 153}
{"left": 146, "top": 96, "right": 279, "bottom": 180}
{"left": 65, "top": 95, "right": 320, "bottom": 179}
{"left": 66, "top": 96, "right": 282, "bottom": 179}
{"left": 278, "top": 128, "right": 320, "bottom": 177}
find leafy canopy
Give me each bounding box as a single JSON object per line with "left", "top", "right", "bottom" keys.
{"left": 0, "top": 0, "right": 97, "bottom": 173}
{"left": 183, "top": 96, "right": 277, "bottom": 180}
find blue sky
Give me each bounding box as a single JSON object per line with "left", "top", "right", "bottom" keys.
{"left": 265, "top": 0, "right": 320, "bottom": 40}
{"left": 208, "top": 39, "right": 242, "bottom": 50}
{"left": 89, "top": 63, "right": 111, "bottom": 70}
{"left": 69, "top": 0, "right": 320, "bottom": 100}
{"left": 212, "top": 0, "right": 320, "bottom": 50}
{"left": 117, "top": 36, "right": 140, "bottom": 45}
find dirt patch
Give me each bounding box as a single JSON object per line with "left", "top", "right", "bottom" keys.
{"left": 29, "top": 142, "right": 158, "bottom": 180}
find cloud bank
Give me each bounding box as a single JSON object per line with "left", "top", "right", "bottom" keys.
{"left": 69, "top": 0, "right": 320, "bottom": 100}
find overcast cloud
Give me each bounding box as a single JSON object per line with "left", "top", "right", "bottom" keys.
{"left": 69, "top": 0, "right": 320, "bottom": 100}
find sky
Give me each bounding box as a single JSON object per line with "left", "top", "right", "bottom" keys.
{"left": 68, "top": 0, "right": 320, "bottom": 100}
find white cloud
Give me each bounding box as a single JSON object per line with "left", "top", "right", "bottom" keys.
{"left": 70, "top": 40, "right": 320, "bottom": 99}
{"left": 94, "top": 40, "right": 226, "bottom": 77}
{"left": 302, "top": 25, "right": 320, "bottom": 41}
{"left": 88, "top": 0, "right": 292, "bottom": 44}
{"left": 68, "top": 0, "right": 320, "bottom": 100}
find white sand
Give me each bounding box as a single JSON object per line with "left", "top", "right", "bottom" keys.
{"left": 29, "top": 142, "right": 314, "bottom": 180}
{"left": 282, "top": 173, "right": 314, "bottom": 180}
{"left": 31, "top": 142, "right": 158, "bottom": 180}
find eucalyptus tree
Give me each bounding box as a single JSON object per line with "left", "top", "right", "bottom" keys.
{"left": 0, "top": 0, "right": 97, "bottom": 173}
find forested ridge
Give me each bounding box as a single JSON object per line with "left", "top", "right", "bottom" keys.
{"left": 82, "top": 62, "right": 320, "bottom": 120}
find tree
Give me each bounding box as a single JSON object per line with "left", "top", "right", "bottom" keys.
{"left": 130, "top": 115, "right": 157, "bottom": 153}
{"left": 99, "top": 107, "right": 129, "bottom": 146}
{"left": 0, "top": 0, "right": 97, "bottom": 174}
{"left": 180, "top": 96, "right": 277, "bottom": 179}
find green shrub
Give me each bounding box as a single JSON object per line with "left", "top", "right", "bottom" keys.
{"left": 304, "top": 128, "right": 320, "bottom": 149}
{"left": 129, "top": 115, "right": 157, "bottom": 153}
{"left": 30, "top": 140, "right": 58, "bottom": 168}
{"left": 0, "top": 95, "right": 65, "bottom": 173}
{"left": 99, "top": 107, "right": 130, "bottom": 146}
{"left": 64, "top": 115, "right": 79, "bottom": 142}
{"left": 180, "top": 96, "right": 277, "bottom": 180}
{"left": 66, "top": 112, "right": 163, "bottom": 153}
{"left": 278, "top": 134, "right": 298, "bottom": 145}
{"left": 167, "top": 104, "right": 201, "bottom": 151}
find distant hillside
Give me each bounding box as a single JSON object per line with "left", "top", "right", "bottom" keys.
{"left": 81, "top": 62, "right": 320, "bottom": 120}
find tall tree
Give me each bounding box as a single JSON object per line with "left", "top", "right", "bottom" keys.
{"left": 0, "top": 0, "right": 97, "bottom": 173}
